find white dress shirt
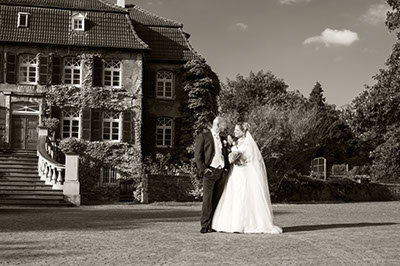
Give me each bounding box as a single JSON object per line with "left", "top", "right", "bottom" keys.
{"left": 210, "top": 128, "right": 225, "bottom": 169}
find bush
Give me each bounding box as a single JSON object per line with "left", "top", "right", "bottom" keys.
{"left": 273, "top": 173, "right": 393, "bottom": 202}
{"left": 143, "top": 153, "right": 202, "bottom": 201}
{"left": 59, "top": 138, "right": 142, "bottom": 203}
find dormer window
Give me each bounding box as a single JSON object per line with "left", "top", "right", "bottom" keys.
{"left": 72, "top": 13, "right": 85, "bottom": 31}
{"left": 18, "top": 12, "right": 29, "bottom": 28}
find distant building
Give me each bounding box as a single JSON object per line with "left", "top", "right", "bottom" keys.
{"left": 0, "top": 0, "right": 201, "bottom": 203}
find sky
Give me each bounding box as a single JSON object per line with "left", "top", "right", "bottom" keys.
{"left": 116, "top": 0, "right": 397, "bottom": 107}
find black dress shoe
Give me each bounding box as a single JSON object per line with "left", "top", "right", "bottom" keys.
{"left": 200, "top": 228, "right": 209, "bottom": 234}
{"left": 208, "top": 229, "right": 216, "bottom": 233}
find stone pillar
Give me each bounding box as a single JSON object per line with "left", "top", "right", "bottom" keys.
{"left": 64, "top": 153, "right": 81, "bottom": 206}
{"left": 4, "top": 92, "right": 11, "bottom": 149}
{"left": 141, "top": 174, "right": 148, "bottom": 204}
{"left": 38, "top": 126, "right": 48, "bottom": 137}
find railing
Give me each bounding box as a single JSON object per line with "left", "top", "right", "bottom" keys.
{"left": 37, "top": 126, "right": 81, "bottom": 206}
{"left": 38, "top": 135, "right": 65, "bottom": 190}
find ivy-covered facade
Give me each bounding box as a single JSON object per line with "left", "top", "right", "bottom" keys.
{"left": 0, "top": 0, "right": 201, "bottom": 193}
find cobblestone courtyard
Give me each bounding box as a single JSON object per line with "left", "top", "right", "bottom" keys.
{"left": 1, "top": 201, "right": 399, "bottom": 265}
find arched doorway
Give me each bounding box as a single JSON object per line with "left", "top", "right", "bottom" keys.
{"left": 11, "top": 102, "right": 39, "bottom": 150}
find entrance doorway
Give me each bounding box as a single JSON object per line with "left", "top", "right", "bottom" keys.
{"left": 12, "top": 115, "right": 39, "bottom": 150}
{"left": 11, "top": 102, "right": 40, "bottom": 150}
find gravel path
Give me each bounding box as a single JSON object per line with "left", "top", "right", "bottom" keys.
{"left": 0, "top": 201, "right": 399, "bottom": 265}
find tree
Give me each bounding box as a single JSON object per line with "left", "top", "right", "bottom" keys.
{"left": 309, "top": 81, "right": 326, "bottom": 107}
{"left": 218, "top": 70, "right": 290, "bottom": 121}
{"left": 177, "top": 59, "right": 221, "bottom": 159}
{"left": 246, "top": 105, "right": 336, "bottom": 187}
{"left": 342, "top": 0, "right": 400, "bottom": 182}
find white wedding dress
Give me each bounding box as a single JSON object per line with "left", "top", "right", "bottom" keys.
{"left": 211, "top": 131, "right": 282, "bottom": 234}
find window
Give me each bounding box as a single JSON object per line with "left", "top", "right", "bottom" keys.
{"left": 18, "top": 12, "right": 29, "bottom": 28}
{"left": 103, "top": 60, "right": 121, "bottom": 87}
{"left": 19, "top": 55, "right": 37, "bottom": 84}
{"left": 103, "top": 111, "right": 121, "bottom": 141}
{"left": 72, "top": 14, "right": 85, "bottom": 31}
{"left": 101, "top": 166, "right": 118, "bottom": 184}
{"left": 156, "top": 71, "right": 173, "bottom": 99}
{"left": 62, "top": 108, "right": 80, "bottom": 139}
{"left": 156, "top": 118, "right": 172, "bottom": 147}
{"left": 64, "top": 57, "right": 81, "bottom": 85}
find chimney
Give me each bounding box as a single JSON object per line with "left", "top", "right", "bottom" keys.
{"left": 117, "top": 0, "right": 125, "bottom": 7}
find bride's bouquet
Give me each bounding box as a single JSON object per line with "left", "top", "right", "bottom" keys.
{"left": 229, "top": 151, "right": 246, "bottom": 166}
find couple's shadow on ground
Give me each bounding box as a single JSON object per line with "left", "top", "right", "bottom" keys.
{"left": 283, "top": 222, "right": 398, "bottom": 233}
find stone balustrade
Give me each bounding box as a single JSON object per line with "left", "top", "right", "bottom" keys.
{"left": 37, "top": 126, "right": 80, "bottom": 206}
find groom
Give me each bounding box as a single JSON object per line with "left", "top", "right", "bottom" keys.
{"left": 195, "top": 116, "right": 230, "bottom": 233}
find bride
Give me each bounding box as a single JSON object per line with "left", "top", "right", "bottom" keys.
{"left": 211, "top": 122, "right": 282, "bottom": 234}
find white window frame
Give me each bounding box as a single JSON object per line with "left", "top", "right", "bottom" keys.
{"left": 100, "top": 166, "right": 119, "bottom": 184}
{"left": 63, "top": 57, "right": 82, "bottom": 86}
{"left": 62, "top": 108, "right": 81, "bottom": 139}
{"left": 102, "top": 111, "right": 122, "bottom": 142}
{"left": 19, "top": 54, "right": 37, "bottom": 85}
{"left": 156, "top": 117, "right": 173, "bottom": 148}
{"left": 156, "top": 71, "right": 174, "bottom": 99}
{"left": 72, "top": 14, "right": 85, "bottom": 31}
{"left": 103, "top": 59, "right": 122, "bottom": 88}
{"left": 18, "top": 12, "right": 29, "bottom": 28}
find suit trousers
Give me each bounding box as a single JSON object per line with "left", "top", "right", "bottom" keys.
{"left": 200, "top": 168, "right": 228, "bottom": 230}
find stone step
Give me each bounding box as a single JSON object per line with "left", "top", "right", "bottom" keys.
{"left": 0, "top": 169, "right": 38, "bottom": 175}
{"left": 0, "top": 194, "right": 64, "bottom": 200}
{"left": 0, "top": 184, "right": 53, "bottom": 190}
{"left": 0, "top": 189, "right": 63, "bottom": 195}
{"left": 0, "top": 160, "right": 38, "bottom": 165}
{"left": 0, "top": 180, "right": 47, "bottom": 186}
{"left": 0, "top": 172, "right": 39, "bottom": 178}
{"left": 0, "top": 176, "right": 41, "bottom": 181}
{"left": 0, "top": 153, "right": 38, "bottom": 158}
{"left": 0, "top": 164, "right": 38, "bottom": 170}
{"left": 0, "top": 199, "right": 73, "bottom": 207}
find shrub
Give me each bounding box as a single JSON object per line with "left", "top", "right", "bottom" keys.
{"left": 59, "top": 138, "right": 142, "bottom": 203}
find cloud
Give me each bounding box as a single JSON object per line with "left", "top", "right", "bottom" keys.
{"left": 229, "top": 22, "right": 249, "bottom": 32}
{"left": 303, "top": 28, "right": 359, "bottom": 47}
{"left": 279, "top": 0, "right": 312, "bottom": 5}
{"left": 361, "top": 3, "right": 390, "bottom": 25}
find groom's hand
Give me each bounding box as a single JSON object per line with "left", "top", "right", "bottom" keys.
{"left": 204, "top": 168, "right": 212, "bottom": 175}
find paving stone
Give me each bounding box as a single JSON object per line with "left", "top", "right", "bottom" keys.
{"left": 0, "top": 202, "right": 399, "bottom": 265}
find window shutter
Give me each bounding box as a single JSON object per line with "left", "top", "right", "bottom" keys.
{"left": 39, "top": 56, "right": 49, "bottom": 85}
{"left": 0, "top": 52, "right": 3, "bottom": 83}
{"left": 91, "top": 109, "right": 101, "bottom": 141}
{"left": 174, "top": 117, "right": 183, "bottom": 148}
{"left": 6, "top": 52, "right": 16, "bottom": 84}
{"left": 51, "top": 55, "right": 61, "bottom": 85}
{"left": 0, "top": 107, "right": 6, "bottom": 148}
{"left": 143, "top": 70, "right": 156, "bottom": 98}
{"left": 122, "top": 110, "right": 135, "bottom": 144}
{"left": 142, "top": 114, "right": 157, "bottom": 156}
{"left": 92, "top": 56, "right": 103, "bottom": 87}
{"left": 51, "top": 106, "right": 62, "bottom": 140}
{"left": 81, "top": 108, "right": 91, "bottom": 140}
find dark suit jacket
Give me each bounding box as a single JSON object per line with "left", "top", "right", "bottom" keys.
{"left": 194, "top": 130, "right": 230, "bottom": 178}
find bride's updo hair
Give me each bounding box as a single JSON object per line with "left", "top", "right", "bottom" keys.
{"left": 237, "top": 122, "right": 251, "bottom": 135}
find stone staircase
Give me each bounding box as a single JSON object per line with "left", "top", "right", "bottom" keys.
{"left": 0, "top": 151, "right": 72, "bottom": 206}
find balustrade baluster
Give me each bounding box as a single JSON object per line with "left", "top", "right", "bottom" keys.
{"left": 57, "top": 168, "right": 64, "bottom": 185}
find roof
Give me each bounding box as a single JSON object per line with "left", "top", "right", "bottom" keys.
{"left": 0, "top": 1, "right": 149, "bottom": 50}
{"left": 128, "top": 4, "right": 182, "bottom": 27}
{"left": 128, "top": 5, "right": 201, "bottom": 62}
{"left": 0, "top": 0, "right": 125, "bottom": 13}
